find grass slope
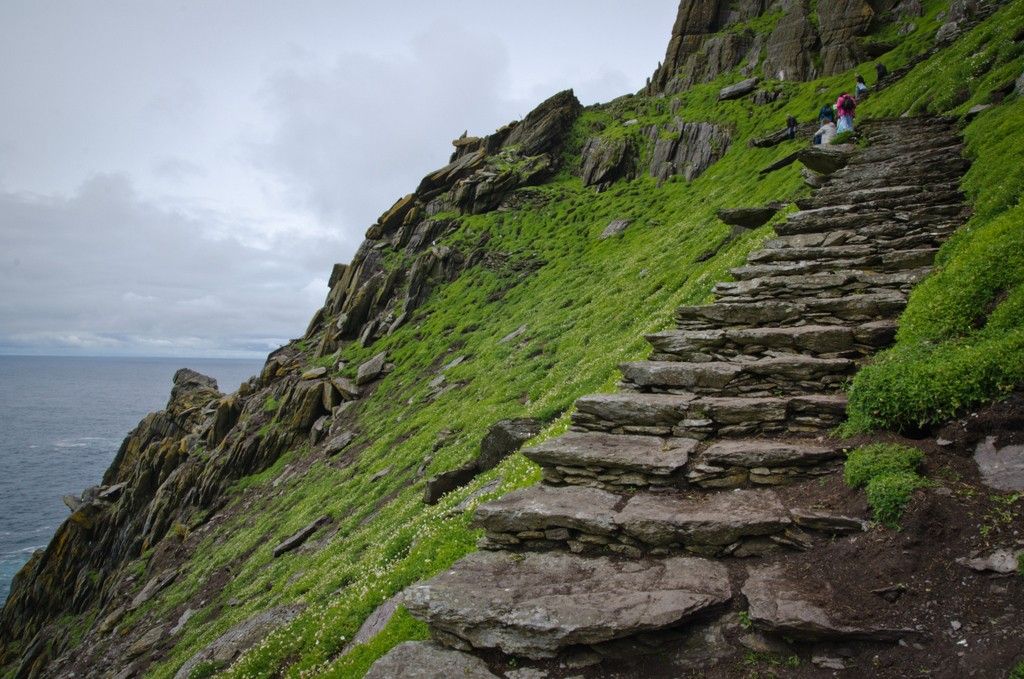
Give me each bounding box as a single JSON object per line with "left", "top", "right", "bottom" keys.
{"left": 38, "top": 2, "right": 1024, "bottom": 678}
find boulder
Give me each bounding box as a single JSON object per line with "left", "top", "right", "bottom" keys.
{"left": 974, "top": 436, "right": 1024, "bottom": 491}
{"left": 272, "top": 515, "right": 331, "bottom": 557}
{"left": 173, "top": 605, "right": 306, "bottom": 679}
{"left": 797, "top": 145, "right": 853, "bottom": 174}
{"left": 716, "top": 205, "right": 781, "bottom": 228}
{"left": 365, "top": 641, "right": 499, "bottom": 679}
{"left": 478, "top": 419, "right": 544, "bottom": 471}
{"left": 964, "top": 103, "right": 993, "bottom": 121}
{"left": 599, "top": 219, "right": 632, "bottom": 239}
{"left": 580, "top": 136, "right": 635, "bottom": 189}
{"left": 648, "top": 119, "right": 732, "bottom": 183}
{"left": 718, "top": 77, "right": 759, "bottom": 101}
{"left": 356, "top": 353, "right": 388, "bottom": 386}
{"left": 743, "top": 565, "right": 915, "bottom": 641}
{"left": 403, "top": 550, "right": 732, "bottom": 658}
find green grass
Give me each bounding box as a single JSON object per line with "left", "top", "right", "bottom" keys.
{"left": 844, "top": 444, "right": 927, "bottom": 526}
{"left": 844, "top": 0, "right": 1024, "bottom": 432}
{"left": 23, "top": 3, "right": 1024, "bottom": 678}
{"left": 1011, "top": 659, "right": 1024, "bottom": 679}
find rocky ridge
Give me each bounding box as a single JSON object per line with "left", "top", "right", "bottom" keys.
{"left": 366, "top": 117, "right": 979, "bottom": 676}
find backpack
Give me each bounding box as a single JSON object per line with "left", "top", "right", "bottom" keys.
{"left": 840, "top": 95, "right": 856, "bottom": 114}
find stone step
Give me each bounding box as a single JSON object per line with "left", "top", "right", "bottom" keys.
{"left": 687, "top": 439, "right": 844, "bottom": 488}
{"left": 523, "top": 431, "right": 698, "bottom": 490}
{"left": 728, "top": 249, "right": 937, "bottom": 279}
{"left": 742, "top": 565, "right": 916, "bottom": 642}
{"left": 675, "top": 292, "right": 908, "bottom": 330}
{"left": 765, "top": 222, "right": 957, "bottom": 250}
{"left": 714, "top": 269, "right": 928, "bottom": 302}
{"left": 833, "top": 160, "right": 971, "bottom": 184}
{"left": 847, "top": 143, "right": 964, "bottom": 167}
{"left": 647, "top": 322, "right": 896, "bottom": 361}
{"left": 571, "top": 393, "right": 847, "bottom": 439}
{"left": 475, "top": 485, "right": 799, "bottom": 557}
{"left": 802, "top": 183, "right": 962, "bottom": 208}
{"left": 776, "top": 205, "right": 966, "bottom": 236}
{"left": 402, "top": 550, "right": 732, "bottom": 658}
{"left": 618, "top": 356, "right": 856, "bottom": 397}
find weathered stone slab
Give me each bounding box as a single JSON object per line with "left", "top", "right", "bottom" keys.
{"left": 474, "top": 485, "right": 620, "bottom": 536}
{"left": 743, "top": 565, "right": 913, "bottom": 641}
{"left": 718, "top": 77, "right": 759, "bottom": 100}
{"left": 716, "top": 204, "right": 779, "bottom": 228}
{"left": 618, "top": 489, "right": 791, "bottom": 547}
{"left": 698, "top": 440, "right": 842, "bottom": 469}
{"left": 974, "top": 436, "right": 1024, "bottom": 491}
{"left": 356, "top": 352, "right": 387, "bottom": 385}
{"left": 523, "top": 432, "right": 697, "bottom": 477}
{"left": 365, "top": 641, "right": 499, "bottom": 678}
{"left": 403, "top": 551, "right": 732, "bottom": 658}
{"left": 273, "top": 515, "right": 331, "bottom": 557}
{"left": 173, "top": 604, "right": 306, "bottom": 679}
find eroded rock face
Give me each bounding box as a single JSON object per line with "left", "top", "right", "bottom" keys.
{"left": 648, "top": 119, "right": 732, "bottom": 184}
{"left": 580, "top": 137, "right": 636, "bottom": 190}
{"left": 817, "top": 0, "right": 875, "bottom": 75}
{"left": 173, "top": 605, "right": 306, "bottom": 679}
{"left": 763, "top": 0, "right": 820, "bottom": 81}
{"left": 402, "top": 551, "right": 732, "bottom": 658}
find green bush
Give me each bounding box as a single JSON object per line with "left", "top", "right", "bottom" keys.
{"left": 865, "top": 472, "right": 928, "bottom": 526}
{"left": 831, "top": 130, "right": 854, "bottom": 145}
{"left": 844, "top": 444, "right": 924, "bottom": 488}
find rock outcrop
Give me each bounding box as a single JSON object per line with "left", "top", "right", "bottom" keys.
{"left": 647, "top": 119, "right": 732, "bottom": 184}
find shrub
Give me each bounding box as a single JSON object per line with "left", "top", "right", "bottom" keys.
{"left": 844, "top": 444, "right": 924, "bottom": 488}
{"left": 831, "top": 130, "right": 855, "bottom": 145}
{"left": 263, "top": 396, "right": 280, "bottom": 413}
{"left": 865, "top": 472, "right": 928, "bottom": 527}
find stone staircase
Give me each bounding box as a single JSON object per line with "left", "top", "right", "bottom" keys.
{"left": 365, "top": 117, "right": 970, "bottom": 678}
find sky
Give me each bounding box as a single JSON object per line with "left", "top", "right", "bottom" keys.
{"left": 0, "top": 0, "right": 679, "bottom": 358}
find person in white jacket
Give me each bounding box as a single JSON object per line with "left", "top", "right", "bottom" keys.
{"left": 813, "top": 120, "right": 837, "bottom": 145}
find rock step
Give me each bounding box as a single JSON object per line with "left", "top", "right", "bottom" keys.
{"left": 802, "top": 182, "right": 962, "bottom": 207}
{"left": 687, "top": 439, "right": 844, "bottom": 488}
{"left": 618, "top": 357, "right": 856, "bottom": 397}
{"left": 714, "top": 269, "right": 928, "bottom": 302}
{"left": 523, "top": 431, "right": 697, "bottom": 489}
{"left": 571, "top": 393, "right": 847, "bottom": 439}
{"left": 402, "top": 550, "right": 732, "bottom": 659}
{"left": 675, "top": 292, "right": 907, "bottom": 331}
{"left": 775, "top": 206, "right": 967, "bottom": 236}
{"left": 743, "top": 565, "right": 916, "bottom": 642}
{"left": 832, "top": 160, "right": 971, "bottom": 184}
{"left": 824, "top": 171, "right": 967, "bottom": 194}
{"left": 647, "top": 322, "right": 896, "bottom": 362}
{"left": 846, "top": 142, "right": 964, "bottom": 166}
{"left": 745, "top": 245, "right": 938, "bottom": 269}
{"left": 765, "top": 223, "right": 957, "bottom": 250}
{"left": 728, "top": 250, "right": 938, "bottom": 279}
{"left": 784, "top": 199, "right": 965, "bottom": 225}
{"left": 474, "top": 485, "right": 804, "bottom": 557}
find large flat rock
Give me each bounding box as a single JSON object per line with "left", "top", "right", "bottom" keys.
{"left": 474, "top": 484, "right": 620, "bottom": 536}
{"left": 619, "top": 357, "right": 855, "bottom": 395}
{"left": 698, "top": 440, "right": 842, "bottom": 468}
{"left": 403, "top": 551, "right": 732, "bottom": 658}
{"left": 364, "top": 641, "right": 498, "bottom": 678}
{"left": 974, "top": 436, "right": 1024, "bottom": 491}
{"left": 743, "top": 565, "right": 913, "bottom": 642}
{"left": 523, "top": 432, "right": 697, "bottom": 476}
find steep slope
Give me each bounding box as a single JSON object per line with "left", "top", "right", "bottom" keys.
{"left": 2, "top": 0, "right": 1023, "bottom": 677}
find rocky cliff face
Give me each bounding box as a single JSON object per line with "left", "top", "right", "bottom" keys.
{"left": 646, "top": 0, "right": 908, "bottom": 94}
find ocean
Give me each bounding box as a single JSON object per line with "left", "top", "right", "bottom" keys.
{"left": 0, "top": 355, "right": 264, "bottom": 603}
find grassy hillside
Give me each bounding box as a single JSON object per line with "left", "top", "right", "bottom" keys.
{"left": 31, "top": 2, "right": 1024, "bottom": 678}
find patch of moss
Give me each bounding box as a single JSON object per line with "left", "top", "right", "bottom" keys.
{"left": 844, "top": 444, "right": 927, "bottom": 526}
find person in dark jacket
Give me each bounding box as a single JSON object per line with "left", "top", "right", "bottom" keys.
{"left": 818, "top": 103, "right": 835, "bottom": 124}
{"left": 875, "top": 61, "right": 889, "bottom": 83}
{"left": 786, "top": 114, "right": 798, "bottom": 139}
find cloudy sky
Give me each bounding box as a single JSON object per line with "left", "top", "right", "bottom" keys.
{"left": 0, "top": 1, "right": 678, "bottom": 358}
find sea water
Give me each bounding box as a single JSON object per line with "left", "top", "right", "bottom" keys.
{"left": 0, "top": 355, "right": 264, "bottom": 603}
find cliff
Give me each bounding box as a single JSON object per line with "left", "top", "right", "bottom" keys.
{"left": 2, "top": 0, "right": 1023, "bottom": 677}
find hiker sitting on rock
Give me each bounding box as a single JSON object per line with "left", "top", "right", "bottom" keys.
{"left": 836, "top": 93, "right": 857, "bottom": 134}
{"left": 818, "top": 102, "right": 836, "bottom": 124}
{"left": 813, "top": 119, "right": 837, "bottom": 146}
{"left": 786, "top": 114, "right": 798, "bottom": 139}
{"left": 855, "top": 74, "right": 869, "bottom": 99}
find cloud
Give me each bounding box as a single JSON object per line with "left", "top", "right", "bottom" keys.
{"left": 252, "top": 21, "right": 524, "bottom": 230}
{"left": 0, "top": 173, "right": 342, "bottom": 357}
